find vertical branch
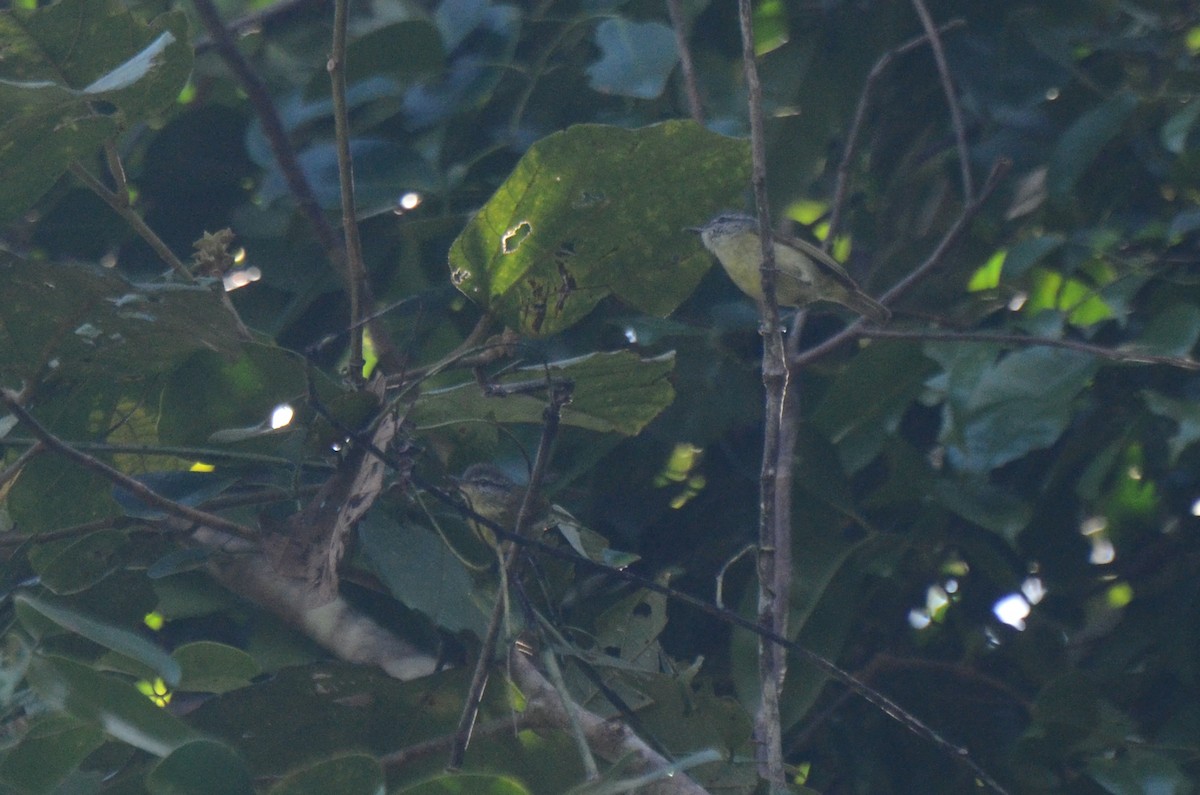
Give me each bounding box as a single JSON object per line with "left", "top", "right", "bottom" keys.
{"left": 191, "top": 0, "right": 404, "bottom": 375}
{"left": 448, "top": 383, "right": 570, "bottom": 769}
{"left": 665, "top": 0, "right": 705, "bottom": 124}
{"left": 910, "top": 0, "right": 973, "bottom": 199}
{"left": 736, "top": 0, "right": 791, "bottom": 789}
{"left": 328, "top": 0, "right": 368, "bottom": 384}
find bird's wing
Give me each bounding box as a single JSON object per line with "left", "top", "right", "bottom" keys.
{"left": 777, "top": 232, "right": 862, "bottom": 291}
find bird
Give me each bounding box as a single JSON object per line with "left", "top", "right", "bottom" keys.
{"left": 690, "top": 212, "right": 890, "bottom": 323}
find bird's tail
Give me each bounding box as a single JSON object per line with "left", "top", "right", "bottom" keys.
{"left": 845, "top": 290, "right": 891, "bottom": 324}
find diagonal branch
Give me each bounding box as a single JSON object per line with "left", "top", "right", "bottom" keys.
{"left": 0, "top": 389, "right": 258, "bottom": 542}
{"left": 825, "top": 20, "right": 967, "bottom": 248}
{"left": 792, "top": 159, "right": 1010, "bottom": 368}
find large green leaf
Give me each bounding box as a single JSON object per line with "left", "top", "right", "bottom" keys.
{"left": 358, "top": 514, "right": 487, "bottom": 637}
{"left": 24, "top": 654, "right": 198, "bottom": 757}
{"left": 16, "top": 592, "right": 181, "bottom": 686}
{"left": 0, "top": 0, "right": 192, "bottom": 220}
{"left": 412, "top": 350, "right": 675, "bottom": 435}
{"left": 927, "top": 345, "right": 1098, "bottom": 473}
{"left": 448, "top": 121, "right": 749, "bottom": 335}
{"left": 148, "top": 740, "right": 254, "bottom": 795}
{"left": 266, "top": 753, "right": 383, "bottom": 795}
{"left": 0, "top": 255, "right": 244, "bottom": 386}
{"left": 0, "top": 714, "right": 105, "bottom": 795}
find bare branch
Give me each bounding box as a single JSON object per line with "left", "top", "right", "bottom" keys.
{"left": 735, "top": 0, "right": 791, "bottom": 787}
{"left": 862, "top": 327, "right": 1200, "bottom": 370}
{"left": 510, "top": 652, "right": 713, "bottom": 795}
{"left": 69, "top": 162, "right": 193, "bottom": 282}
{"left": 792, "top": 159, "right": 1010, "bottom": 368}
{"left": 665, "top": 0, "right": 705, "bottom": 124}
{"left": 911, "top": 0, "right": 973, "bottom": 199}
{"left": 328, "top": 0, "right": 369, "bottom": 385}
{"left": 0, "top": 389, "right": 259, "bottom": 542}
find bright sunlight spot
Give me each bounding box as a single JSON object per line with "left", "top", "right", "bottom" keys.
{"left": 143, "top": 612, "right": 164, "bottom": 631}
{"left": 136, "top": 678, "right": 171, "bottom": 708}
{"left": 994, "top": 593, "right": 1030, "bottom": 630}
{"left": 1021, "top": 577, "right": 1046, "bottom": 605}
{"left": 1191, "top": 496, "right": 1200, "bottom": 516}
{"left": 624, "top": 326, "right": 638, "bottom": 344}
{"left": 270, "top": 404, "right": 294, "bottom": 429}
{"left": 1089, "top": 537, "right": 1116, "bottom": 565}
{"left": 908, "top": 609, "right": 931, "bottom": 629}
{"left": 189, "top": 461, "right": 215, "bottom": 472}
{"left": 399, "top": 191, "right": 422, "bottom": 210}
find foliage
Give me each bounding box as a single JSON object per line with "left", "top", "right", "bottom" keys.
{"left": 1, "top": 0, "right": 1200, "bottom": 793}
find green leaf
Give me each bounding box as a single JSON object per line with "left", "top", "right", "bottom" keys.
{"left": 0, "top": 714, "right": 105, "bottom": 795}
{"left": 1002, "top": 235, "right": 1065, "bottom": 280}
{"left": 28, "top": 529, "right": 128, "bottom": 595}
{"left": 1125, "top": 302, "right": 1200, "bottom": 358}
{"left": 148, "top": 740, "right": 254, "bottom": 795}
{"left": 157, "top": 344, "right": 310, "bottom": 446}
{"left": 1087, "top": 748, "right": 1193, "bottom": 795}
{"left": 413, "top": 350, "right": 675, "bottom": 435}
{"left": 448, "top": 121, "right": 749, "bottom": 335}
{"left": 357, "top": 514, "right": 487, "bottom": 637}
{"left": 811, "top": 341, "right": 937, "bottom": 473}
{"left": 586, "top": 19, "right": 679, "bottom": 99}
{"left": 266, "top": 754, "right": 383, "bottom": 795}
{"left": 1141, "top": 390, "right": 1200, "bottom": 464}
{"left": 0, "top": 0, "right": 192, "bottom": 220}
{"left": 928, "top": 345, "right": 1098, "bottom": 473}
{"left": 0, "top": 255, "right": 245, "bottom": 386}
{"left": 931, "top": 476, "right": 1032, "bottom": 543}
{"left": 16, "top": 592, "right": 181, "bottom": 687}
{"left": 396, "top": 772, "right": 530, "bottom": 795}
{"left": 24, "top": 654, "right": 199, "bottom": 756}
{"left": 1048, "top": 91, "right": 1138, "bottom": 203}
{"left": 1160, "top": 98, "right": 1200, "bottom": 155}
{"left": 173, "top": 642, "right": 261, "bottom": 694}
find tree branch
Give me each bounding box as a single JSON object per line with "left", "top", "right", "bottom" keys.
{"left": 68, "top": 162, "right": 193, "bottom": 282}
{"left": 911, "top": 0, "right": 973, "bottom": 199}
{"left": 665, "top": 0, "right": 704, "bottom": 124}
{"left": 736, "top": 0, "right": 791, "bottom": 788}
{"left": 0, "top": 389, "right": 258, "bottom": 541}
{"left": 792, "top": 159, "right": 1010, "bottom": 368}
{"left": 861, "top": 327, "right": 1200, "bottom": 370}
{"left": 328, "top": 0, "right": 369, "bottom": 385}
{"left": 448, "top": 381, "right": 571, "bottom": 769}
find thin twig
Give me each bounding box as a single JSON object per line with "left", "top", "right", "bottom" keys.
{"left": 0, "top": 437, "right": 337, "bottom": 471}
{"left": 825, "top": 20, "right": 967, "bottom": 248}
{"left": 736, "top": 0, "right": 790, "bottom": 788}
{"left": 193, "top": 0, "right": 329, "bottom": 53}
{"left": 792, "top": 159, "right": 1010, "bottom": 368}
{"left": 328, "top": 0, "right": 369, "bottom": 385}
{"left": 448, "top": 383, "right": 571, "bottom": 769}
{"left": 190, "top": 0, "right": 341, "bottom": 263}
{"left": 0, "top": 441, "right": 43, "bottom": 490}
{"left": 405, "top": 470, "right": 1011, "bottom": 793}
{"left": 665, "top": 0, "right": 704, "bottom": 124}
{"left": 0, "top": 389, "right": 259, "bottom": 542}
{"left": 910, "top": 0, "right": 973, "bottom": 199}
{"left": 861, "top": 327, "right": 1200, "bottom": 370}
{"left": 68, "top": 162, "right": 193, "bottom": 282}
{"left": 511, "top": 652, "right": 711, "bottom": 795}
